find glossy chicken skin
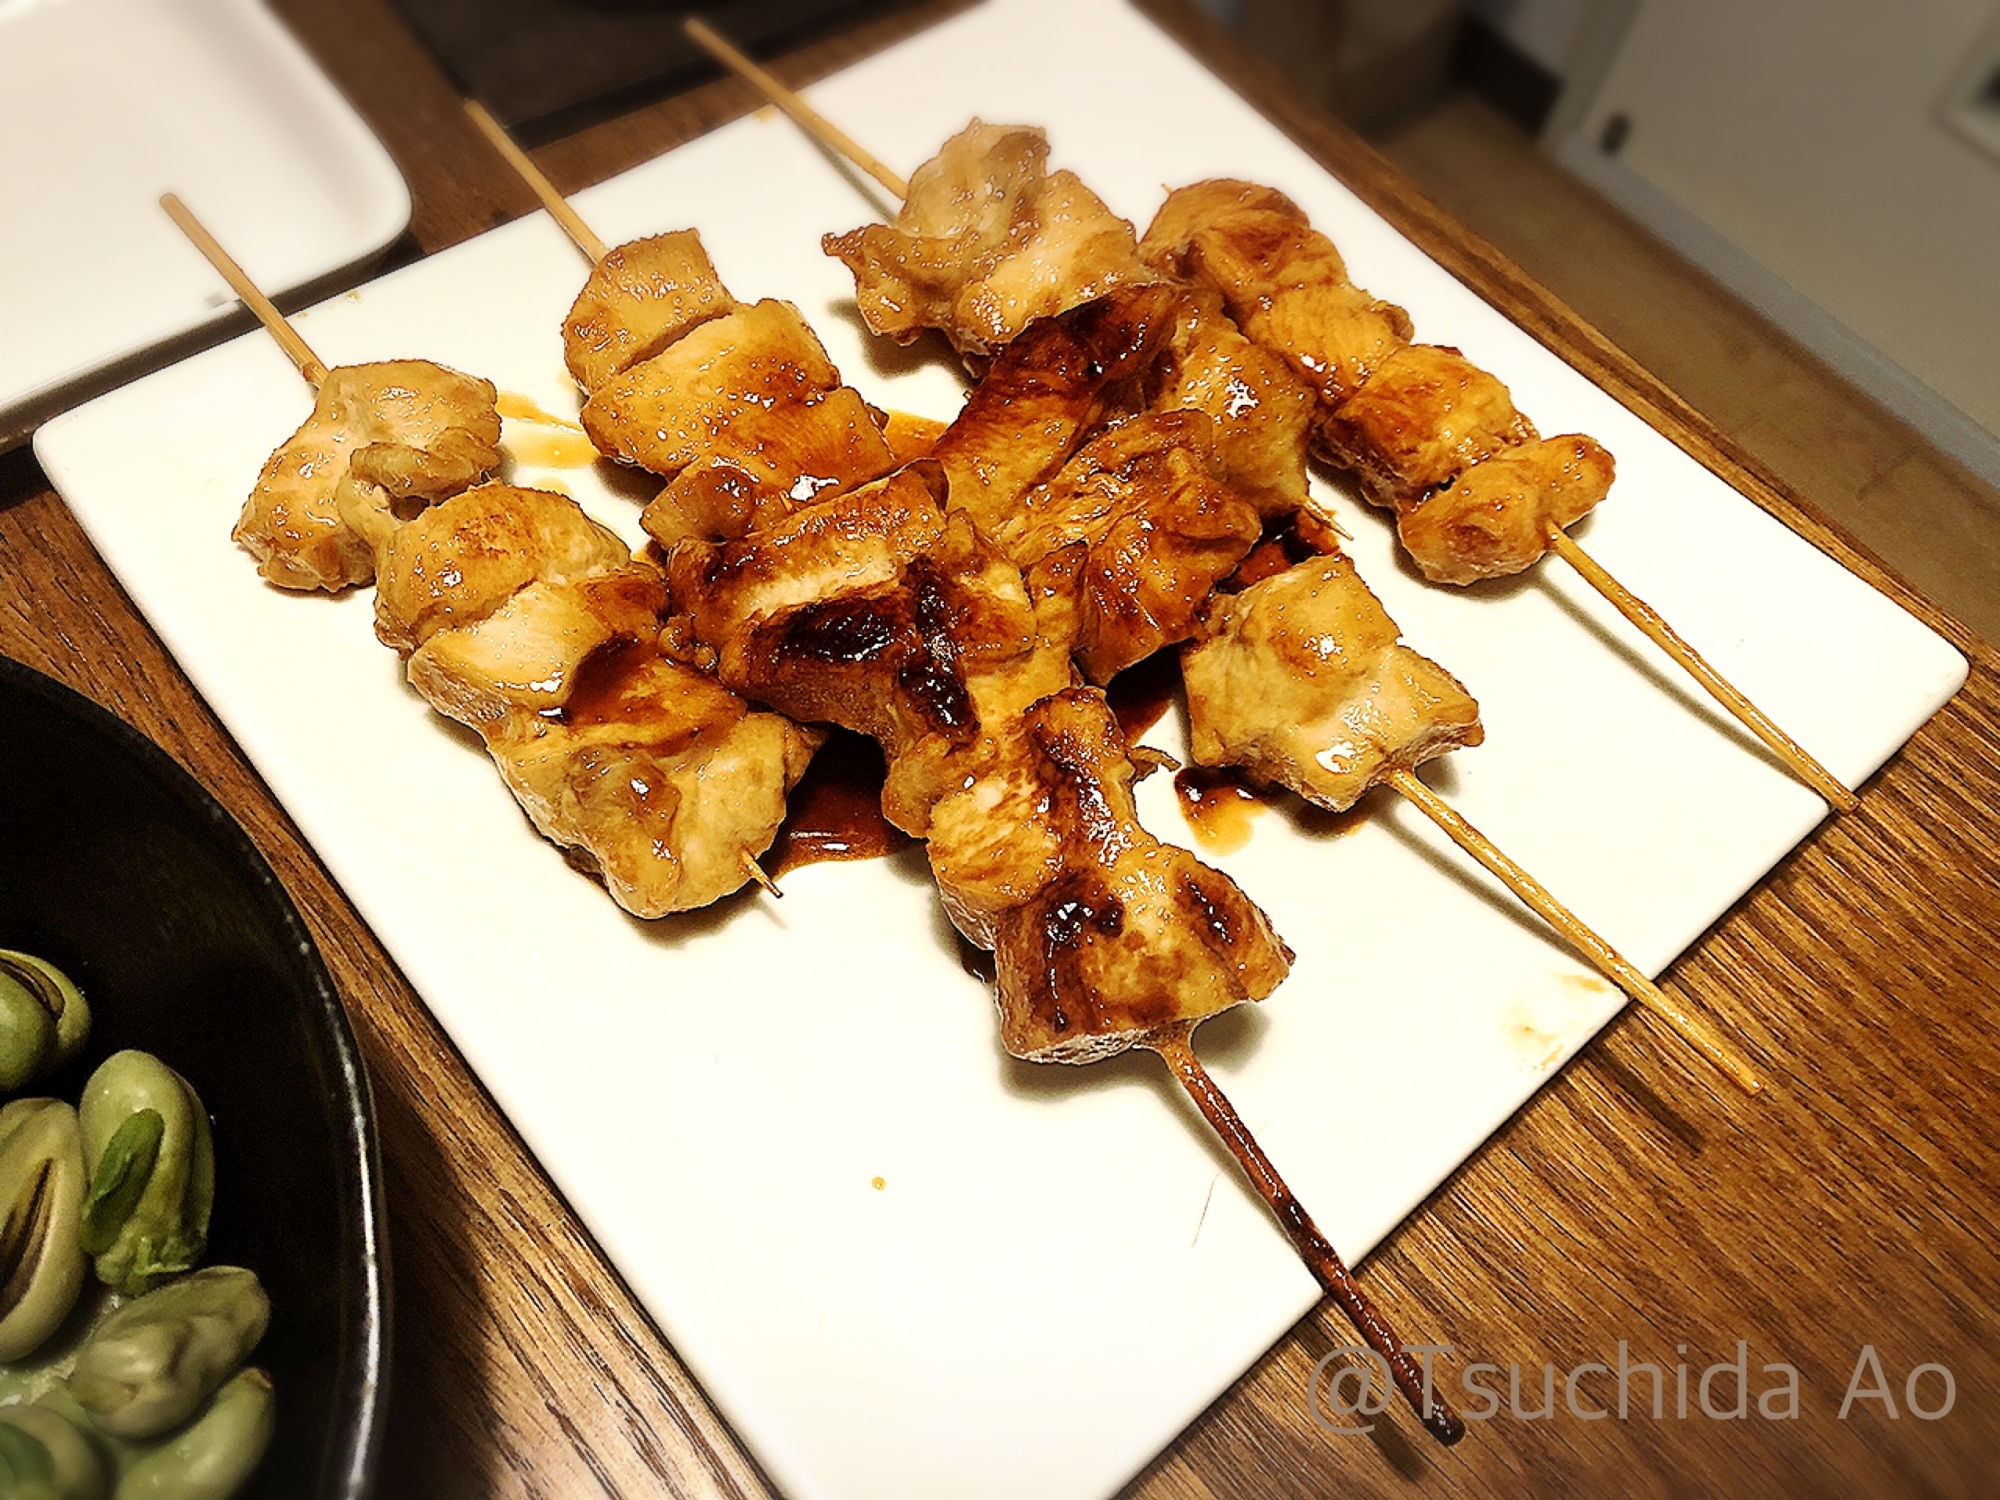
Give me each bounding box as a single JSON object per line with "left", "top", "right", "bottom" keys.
{"left": 928, "top": 688, "right": 1292, "bottom": 1062}
{"left": 823, "top": 121, "right": 1150, "bottom": 357}
{"left": 1147, "top": 287, "right": 1316, "bottom": 517}
{"left": 236, "top": 361, "right": 501, "bottom": 591}
{"left": 996, "top": 412, "right": 1262, "bottom": 683}
{"left": 562, "top": 230, "right": 736, "bottom": 393}
{"left": 1398, "top": 436, "right": 1614, "bottom": 584}
{"left": 581, "top": 299, "right": 842, "bottom": 476}
{"left": 930, "top": 284, "right": 1181, "bottom": 538}
{"left": 359, "top": 482, "right": 817, "bottom": 916}
{"left": 638, "top": 385, "right": 897, "bottom": 548}
{"left": 1182, "top": 553, "right": 1484, "bottom": 810}
{"left": 1140, "top": 180, "right": 1413, "bottom": 411}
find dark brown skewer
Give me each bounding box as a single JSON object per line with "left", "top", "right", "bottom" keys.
{"left": 1150, "top": 1022, "right": 1464, "bottom": 1444}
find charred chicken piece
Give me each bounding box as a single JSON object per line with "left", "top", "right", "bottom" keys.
{"left": 930, "top": 283, "right": 1182, "bottom": 538}
{"left": 237, "top": 361, "right": 501, "bottom": 592}
{"left": 669, "top": 464, "right": 1291, "bottom": 1061}
{"left": 669, "top": 464, "right": 1075, "bottom": 835}
{"left": 996, "top": 412, "right": 1262, "bottom": 684}
{"left": 1183, "top": 552, "right": 1483, "bottom": 811}
{"left": 928, "top": 687, "right": 1292, "bottom": 1062}
{"left": 562, "top": 230, "right": 736, "bottom": 393}
{"left": 823, "top": 121, "right": 1151, "bottom": 358}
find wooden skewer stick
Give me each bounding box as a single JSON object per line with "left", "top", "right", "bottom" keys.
{"left": 1386, "top": 768, "right": 1761, "bottom": 1093}
{"left": 463, "top": 100, "right": 608, "bottom": 262}
{"left": 685, "top": 31, "right": 1858, "bottom": 816}
{"left": 162, "top": 194, "right": 327, "bottom": 387}
{"left": 1546, "top": 529, "right": 1858, "bottom": 812}
{"left": 1148, "top": 1022, "right": 1464, "bottom": 1445}
{"left": 741, "top": 852, "right": 784, "bottom": 898}
{"left": 683, "top": 17, "right": 910, "bottom": 201}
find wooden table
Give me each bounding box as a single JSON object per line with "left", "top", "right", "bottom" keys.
{"left": 4, "top": 2, "right": 1995, "bottom": 1494}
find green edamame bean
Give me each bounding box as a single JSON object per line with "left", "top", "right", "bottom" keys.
{"left": 111, "top": 1368, "right": 274, "bottom": 1500}
{"left": 76, "top": 1055, "right": 213, "bottom": 1296}
{"left": 68, "top": 1268, "right": 268, "bottom": 1441}
{"left": 0, "top": 1099, "right": 90, "bottom": 1362}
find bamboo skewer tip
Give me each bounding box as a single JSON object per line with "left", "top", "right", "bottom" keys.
{"left": 463, "top": 99, "right": 608, "bottom": 263}
{"left": 162, "top": 193, "right": 327, "bottom": 388}
{"left": 1146, "top": 1022, "right": 1465, "bottom": 1445}
{"left": 1384, "top": 768, "right": 1764, "bottom": 1096}
{"left": 742, "top": 852, "right": 783, "bottom": 898}
{"left": 1546, "top": 528, "right": 1859, "bottom": 813}
{"left": 681, "top": 17, "right": 910, "bottom": 203}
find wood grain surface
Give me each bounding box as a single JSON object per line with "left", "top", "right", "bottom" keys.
{"left": 4, "top": 1, "right": 1994, "bottom": 1495}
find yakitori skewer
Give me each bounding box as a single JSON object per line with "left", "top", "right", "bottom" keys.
{"left": 164, "top": 195, "right": 806, "bottom": 912}
{"left": 667, "top": 41, "right": 1763, "bottom": 1094}
{"left": 465, "top": 102, "right": 1467, "bottom": 1445}
{"left": 683, "top": 22, "right": 1856, "bottom": 816}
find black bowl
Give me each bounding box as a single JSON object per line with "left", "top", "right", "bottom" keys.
{"left": 0, "top": 655, "right": 387, "bottom": 1497}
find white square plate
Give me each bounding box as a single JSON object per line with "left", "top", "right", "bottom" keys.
{"left": 35, "top": 2, "right": 1967, "bottom": 1496}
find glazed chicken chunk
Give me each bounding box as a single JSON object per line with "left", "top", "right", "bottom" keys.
{"left": 823, "top": 121, "right": 1150, "bottom": 357}
{"left": 669, "top": 464, "right": 1075, "bottom": 834}
{"left": 930, "top": 283, "right": 1180, "bottom": 538}
{"left": 995, "top": 411, "right": 1262, "bottom": 684}
{"left": 638, "top": 384, "right": 897, "bottom": 548}
{"left": 928, "top": 687, "right": 1292, "bottom": 1062}
{"left": 1397, "top": 436, "right": 1615, "bottom": 585}
{"left": 1182, "top": 553, "right": 1484, "bottom": 811}
{"left": 1318, "top": 343, "right": 1533, "bottom": 506}
{"left": 235, "top": 361, "right": 501, "bottom": 592}
{"left": 669, "top": 462, "right": 1292, "bottom": 1063}
{"left": 1140, "top": 180, "right": 1413, "bottom": 411}
{"left": 562, "top": 230, "right": 736, "bottom": 393}
{"left": 1147, "top": 287, "right": 1317, "bottom": 517}
{"left": 581, "top": 299, "right": 843, "bottom": 476}
{"left": 360, "top": 482, "right": 818, "bottom": 916}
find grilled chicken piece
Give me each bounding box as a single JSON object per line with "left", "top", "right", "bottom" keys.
{"left": 492, "top": 642, "right": 820, "bottom": 916}
{"left": 996, "top": 412, "right": 1261, "bottom": 683}
{"left": 823, "top": 121, "right": 1150, "bottom": 357}
{"left": 669, "top": 464, "right": 1075, "bottom": 834}
{"left": 562, "top": 230, "right": 736, "bottom": 393}
{"left": 369, "top": 483, "right": 632, "bottom": 654}
{"left": 236, "top": 361, "right": 501, "bottom": 591}
{"left": 1183, "top": 553, "right": 1484, "bottom": 810}
{"left": 581, "top": 299, "right": 842, "bottom": 476}
{"left": 1147, "top": 288, "right": 1316, "bottom": 517}
{"left": 1140, "top": 181, "right": 1412, "bottom": 412}
{"left": 928, "top": 687, "right": 1291, "bottom": 1062}
{"left": 1398, "top": 436, "right": 1615, "bottom": 585}
{"left": 1319, "top": 344, "right": 1534, "bottom": 508}
{"left": 358, "top": 481, "right": 816, "bottom": 915}
{"left": 669, "top": 463, "right": 1291, "bottom": 1061}
{"left": 930, "top": 284, "right": 1180, "bottom": 538}
{"left": 638, "top": 385, "right": 897, "bottom": 547}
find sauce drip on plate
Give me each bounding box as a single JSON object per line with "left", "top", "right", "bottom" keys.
{"left": 769, "top": 729, "right": 913, "bottom": 875}
{"left": 1172, "top": 766, "right": 1269, "bottom": 853}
